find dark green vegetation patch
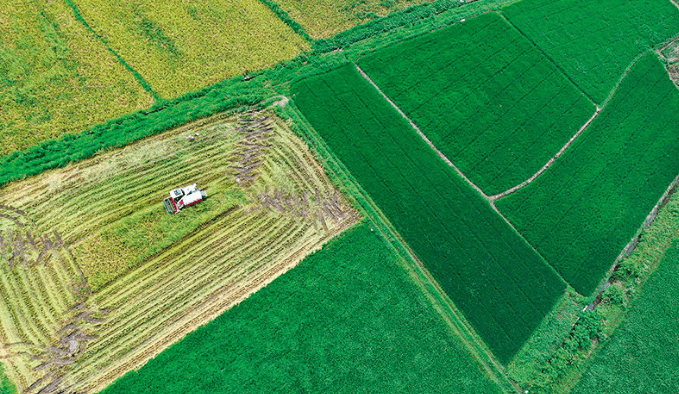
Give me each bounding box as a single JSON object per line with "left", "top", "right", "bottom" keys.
{"left": 358, "top": 13, "right": 595, "bottom": 195}
{"left": 503, "top": 0, "right": 679, "bottom": 104}
{"left": 498, "top": 54, "right": 679, "bottom": 295}
{"left": 572, "top": 240, "right": 679, "bottom": 393}
{"left": 292, "top": 64, "right": 565, "bottom": 363}
{"left": 100, "top": 223, "right": 505, "bottom": 394}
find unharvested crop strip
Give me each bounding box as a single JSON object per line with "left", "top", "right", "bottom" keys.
{"left": 354, "top": 64, "right": 490, "bottom": 201}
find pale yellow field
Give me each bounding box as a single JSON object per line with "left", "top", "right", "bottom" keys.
{"left": 0, "top": 0, "right": 154, "bottom": 157}
{"left": 0, "top": 110, "right": 358, "bottom": 393}
{"left": 73, "top": 0, "right": 309, "bottom": 98}
{"left": 274, "top": 0, "right": 434, "bottom": 38}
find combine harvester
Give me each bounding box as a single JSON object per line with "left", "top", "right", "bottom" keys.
{"left": 163, "top": 184, "right": 207, "bottom": 214}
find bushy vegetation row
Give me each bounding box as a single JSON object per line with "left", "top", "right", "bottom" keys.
{"left": 0, "top": 0, "right": 153, "bottom": 157}
{"left": 498, "top": 54, "right": 679, "bottom": 295}
{"left": 71, "top": 0, "right": 309, "bottom": 97}
{"left": 101, "top": 223, "right": 507, "bottom": 394}
{"left": 503, "top": 0, "right": 679, "bottom": 104}
{"left": 507, "top": 185, "right": 679, "bottom": 394}
{"left": 571, "top": 205, "right": 679, "bottom": 394}
{"left": 291, "top": 64, "right": 565, "bottom": 363}
{"left": 358, "top": 13, "right": 595, "bottom": 195}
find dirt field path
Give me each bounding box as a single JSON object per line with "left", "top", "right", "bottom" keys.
{"left": 354, "top": 64, "right": 491, "bottom": 200}
{"left": 489, "top": 108, "right": 601, "bottom": 200}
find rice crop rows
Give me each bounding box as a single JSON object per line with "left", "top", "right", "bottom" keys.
{"left": 71, "top": 0, "right": 309, "bottom": 97}
{"left": 497, "top": 54, "right": 679, "bottom": 295}
{"left": 292, "top": 64, "right": 566, "bottom": 363}
{"left": 503, "top": 0, "right": 679, "bottom": 104}
{"left": 0, "top": 0, "right": 153, "bottom": 157}
{"left": 358, "top": 13, "right": 595, "bottom": 195}
{"left": 0, "top": 112, "right": 357, "bottom": 393}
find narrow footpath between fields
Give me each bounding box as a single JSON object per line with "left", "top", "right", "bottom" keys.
{"left": 354, "top": 64, "right": 491, "bottom": 201}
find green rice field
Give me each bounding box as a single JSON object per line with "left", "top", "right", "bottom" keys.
{"left": 497, "top": 54, "right": 679, "bottom": 295}
{"left": 503, "top": 0, "right": 679, "bottom": 103}
{"left": 292, "top": 63, "right": 565, "bottom": 363}
{"left": 358, "top": 13, "right": 595, "bottom": 195}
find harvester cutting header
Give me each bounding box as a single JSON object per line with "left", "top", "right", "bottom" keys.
{"left": 163, "top": 184, "right": 207, "bottom": 214}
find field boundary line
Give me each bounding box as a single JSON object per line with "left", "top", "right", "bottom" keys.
{"left": 354, "top": 64, "right": 491, "bottom": 201}
{"left": 354, "top": 63, "right": 558, "bottom": 287}
{"left": 63, "top": 0, "right": 160, "bottom": 100}
{"left": 490, "top": 108, "right": 601, "bottom": 201}
{"left": 257, "top": 0, "right": 313, "bottom": 43}
{"left": 283, "top": 102, "right": 521, "bottom": 394}
{"left": 499, "top": 13, "right": 596, "bottom": 105}
{"left": 492, "top": 51, "right": 657, "bottom": 201}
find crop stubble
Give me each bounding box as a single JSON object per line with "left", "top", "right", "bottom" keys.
{"left": 0, "top": 112, "right": 357, "bottom": 393}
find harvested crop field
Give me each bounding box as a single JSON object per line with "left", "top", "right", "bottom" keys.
{"left": 0, "top": 111, "right": 357, "bottom": 393}
{"left": 358, "top": 13, "right": 595, "bottom": 195}
{"left": 101, "top": 223, "right": 509, "bottom": 394}
{"left": 0, "top": 0, "right": 153, "bottom": 156}
{"left": 71, "top": 0, "right": 309, "bottom": 97}
{"left": 497, "top": 54, "right": 679, "bottom": 295}
{"left": 503, "top": 0, "right": 679, "bottom": 103}
{"left": 292, "top": 63, "right": 565, "bottom": 363}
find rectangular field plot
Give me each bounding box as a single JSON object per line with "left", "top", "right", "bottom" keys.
{"left": 292, "top": 64, "right": 566, "bottom": 363}
{"left": 101, "top": 223, "right": 507, "bottom": 394}
{"left": 72, "top": 0, "right": 308, "bottom": 97}
{"left": 0, "top": 0, "right": 153, "bottom": 157}
{"left": 503, "top": 0, "right": 679, "bottom": 104}
{"left": 357, "top": 12, "right": 595, "bottom": 196}
{"left": 497, "top": 54, "right": 679, "bottom": 295}
{"left": 0, "top": 112, "right": 357, "bottom": 394}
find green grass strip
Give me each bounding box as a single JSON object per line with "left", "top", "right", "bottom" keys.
{"left": 63, "top": 0, "right": 160, "bottom": 100}
{"left": 257, "top": 0, "right": 313, "bottom": 43}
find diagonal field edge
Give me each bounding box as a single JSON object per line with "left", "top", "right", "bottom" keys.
{"left": 490, "top": 107, "right": 602, "bottom": 201}
{"left": 354, "top": 64, "right": 491, "bottom": 200}
{"left": 354, "top": 62, "right": 570, "bottom": 289}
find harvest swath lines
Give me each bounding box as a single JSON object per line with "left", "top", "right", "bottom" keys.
{"left": 292, "top": 64, "right": 565, "bottom": 363}
{"left": 0, "top": 112, "right": 357, "bottom": 393}
{"left": 357, "top": 12, "right": 595, "bottom": 195}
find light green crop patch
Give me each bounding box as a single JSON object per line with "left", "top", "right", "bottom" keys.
{"left": 72, "top": 0, "right": 309, "bottom": 98}
{"left": 0, "top": 0, "right": 153, "bottom": 157}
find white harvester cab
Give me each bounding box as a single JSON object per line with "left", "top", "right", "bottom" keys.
{"left": 163, "top": 183, "right": 208, "bottom": 214}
